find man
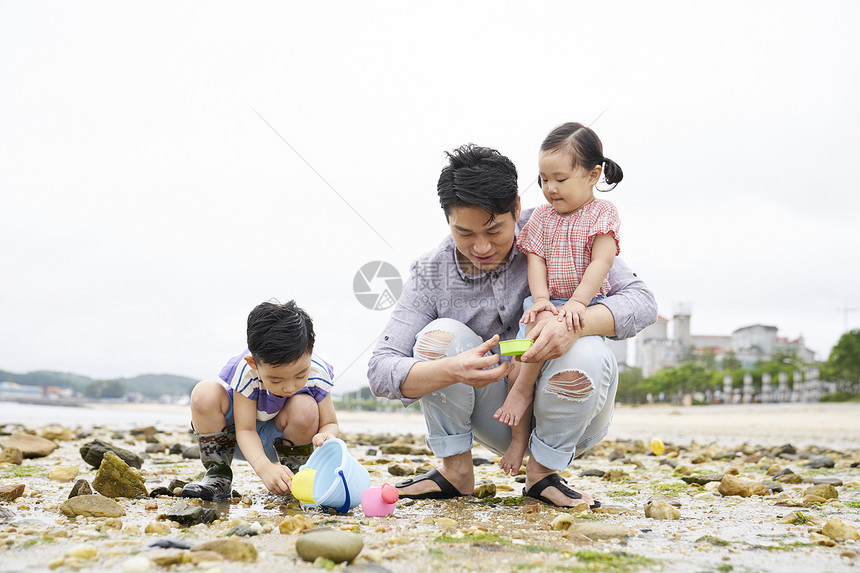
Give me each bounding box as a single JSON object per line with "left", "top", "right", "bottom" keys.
{"left": 367, "top": 144, "right": 656, "bottom": 507}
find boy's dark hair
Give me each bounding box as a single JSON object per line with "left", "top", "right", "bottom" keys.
{"left": 246, "top": 300, "right": 314, "bottom": 366}
{"left": 437, "top": 144, "right": 519, "bottom": 222}
{"left": 541, "top": 122, "right": 623, "bottom": 190}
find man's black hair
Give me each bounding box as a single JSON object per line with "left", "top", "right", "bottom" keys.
{"left": 437, "top": 144, "right": 519, "bottom": 222}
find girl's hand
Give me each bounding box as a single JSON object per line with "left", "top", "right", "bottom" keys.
{"left": 559, "top": 301, "right": 587, "bottom": 332}
{"left": 312, "top": 432, "right": 336, "bottom": 448}
{"left": 521, "top": 299, "right": 558, "bottom": 324}
{"left": 258, "top": 462, "right": 293, "bottom": 495}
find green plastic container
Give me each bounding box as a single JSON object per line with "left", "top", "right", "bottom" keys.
{"left": 499, "top": 338, "right": 533, "bottom": 356}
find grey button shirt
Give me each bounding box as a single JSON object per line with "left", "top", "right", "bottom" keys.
{"left": 367, "top": 209, "right": 657, "bottom": 406}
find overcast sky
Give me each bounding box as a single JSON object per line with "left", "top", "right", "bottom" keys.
{"left": 2, "top": 1, "right": 858, "bottom": 392}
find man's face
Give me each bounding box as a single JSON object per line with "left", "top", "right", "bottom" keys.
{"left": 245, "top": 352, "right": 311, "bottom": 398}
{"left": 447, "top": 202, "right": 520, "bottom": 274}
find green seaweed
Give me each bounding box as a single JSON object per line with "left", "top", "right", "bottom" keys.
{"left": 470, "top": 495, "right": 526, "bottom": 506}
{"left": 434, "top": 533, "right": 511, "bottom": 546}
{"left": 695, "top": 535, "right": 731, "bottom": 546}
{"left": 651, "top": 482, "right": 688, "bottom": 495}
{"left": 0, "top": 464, "right": 43, "bottom": 479}
{"left": 843, "top": 500, "right": 860, "bottom": 509}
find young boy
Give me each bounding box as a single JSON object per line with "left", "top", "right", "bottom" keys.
{"left": 181, "top": 300, "right": 339, "bottom": 501}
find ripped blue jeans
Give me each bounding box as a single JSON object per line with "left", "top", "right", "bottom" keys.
{"left": 414, "top": 317, "right": 618, "bottom": 470}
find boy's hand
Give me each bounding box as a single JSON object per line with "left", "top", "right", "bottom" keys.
{"left": 258, "top": 462, "right": 293, "bottom": 495}
{"left": 312, "top": 432, "right": 336, "bottom": 447}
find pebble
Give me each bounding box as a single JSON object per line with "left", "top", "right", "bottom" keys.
{"left": 550, "top": 514, "right": 574, "bottom": 530}
{"left": 122, "top": 555, "right": 153, "bottom": 573}
{"left": 0, "top": 484, "right": 25, "bottom": 502}
{"left": 805, "top": 484, "right": 838, "bottom": 499}
{"left": 822, "top": 518, "right": 860, "bottom": 542}
{"left": 80, "top": 439, "right": 144, "bottom": 469}
{"left": 59, "top": 494, "right": 125, "bottom": 518}
{"left": 48, "top": 465, "right": 79, "bottom": 482}
{"left": 192, "top": 537, "right": 258, "bottom": 561}
{"left": 0, "top": 446, "right": 24, "bottom": 464}
{"left": 644, "top": 500, "right": 681, "bottom": 520}
{"left": 717, "top": 474, "right": 769, "bottom": 497}
{"left": 568, "top": 523, "right": 634, "bottom": 539}
{"left": 68, "top": 479, "right": 93, "bottom": 498}
{"left": 812, "top": 477, "right": 843, "bottom": 486}
{"left": 473, "top": 482, "right": 496, "bottom": 498}
{"left": 681, "top": 473, "right": 724, "bottom": 485}
{"left": 163, "top": 502, "right": 217, "bottom": 525}
{"left": 295, "top": 529, "right": 363, "bottom": 563}
{"left": 0, "top": 433, "right": 58, "bottom": 458}
{"left": 145, "top": 522, "right": 172, "bottom": 535}
{"left": 67, "top": 543, "right": 98, "bottom": 559}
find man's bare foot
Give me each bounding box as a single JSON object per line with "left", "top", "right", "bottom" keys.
{"left": 525, "top": 456, "right": 594, "bottom": 507}
{"left": 395, "top": 451, "right": 475, "bottom": 497}
{"left": 494, "top": 390, "right": 532, "bottom": 426}
{"left": 499, "top": 439, "right": 527, "bottom": 476}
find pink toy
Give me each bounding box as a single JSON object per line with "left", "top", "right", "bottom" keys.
{"left": 360, "top": 483, "right": 399, "bottom": 516}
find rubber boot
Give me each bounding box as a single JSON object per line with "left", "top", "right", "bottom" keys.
{"left": 273, "top": 438, "right": 313, "bottom": 473}
{"left": 181, "top": 427, "right": 236, "bottom": 502}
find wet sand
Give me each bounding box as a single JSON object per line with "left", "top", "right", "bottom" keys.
{"left": 1, "top": 402, "right": 858, "bottom": 572}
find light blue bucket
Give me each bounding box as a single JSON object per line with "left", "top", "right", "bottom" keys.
{"left": 295, "top": 438, "right": 369, "bottom": 513}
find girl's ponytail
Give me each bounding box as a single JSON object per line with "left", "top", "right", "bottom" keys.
{"left": 602, "top": 157, "right": 623, "bottom": 189}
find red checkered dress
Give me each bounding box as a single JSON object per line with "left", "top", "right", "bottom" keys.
{"left": 517, "top": 199, "right": 621, "bottom": 299}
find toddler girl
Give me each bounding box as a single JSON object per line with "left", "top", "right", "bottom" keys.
{"left": 494, "top": 122, "right": 623, "bottom": 475}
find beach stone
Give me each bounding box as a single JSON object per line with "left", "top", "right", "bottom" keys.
{"left": 130, "top": 426, "right": 159, "bottom": 439}
{"left": 602, "top": 469, "right": 630, "bottom": 482}
{"left": 775, "top": 471, "right": 803, "bottom": 484}
{"left": 181, "top": 445, "right": 200, "bottom": 459}
{"left": 387, "top": 464, "right": 411, "bottom": 476}
{"left": 188, "top": 550, "right": 224, "bottom": 564}
{"left": 0, "top": 432, "right": 58, "bottom": 458}
{"left": 762, "top": 481, "right": 784, "bottom": 494}
{"left": 0, "top": 446, "right": 24, "bottom": 464}
{"left": 226, "top": 525, "right": 258, "bottom": 537}
{"left": 0, "top": 484, "right": 25, "bottom": 502}
{"left": 167, "top": 479, "right": 187, "bottom": 491}
{"left": 806, "top": 456, "right": 835, "bottom": 469}
{"left": 472, "top": 457, "right": 493, "bottom": 466}
{"left": 121, "top": 555, "right": 153, "bottom": 573}
{"left": 145, "top": 522, "right": 172, "bottom": 535}
{"left": 279, "top": 514, "right": 313, "bottom": 535}
{"left": 192, "top": 537, "right": 258, "bottom": 561}
{"left": 647, "top": 495, "right": 681, "bottom": 507}
{"left": 579, "top": 469, "right": 605, "bottom": 477}
{"left": 93, "top": 451, "right": 148, "bottom": 498}
{"left": 163, "top": 501, "right": 217, "bottom": 525}
{"left": 813, "top": 477, "right": 843, "bottom": 487}
{"left": 60, "top": 494, "right": 125, "bottom": 518}
{"left": 551, "top": 514, "right": 574, "bottom": 530}
{"left": 39, "top": 425, "right": 74, "bottom": 441}
{"left": 681, "top": 473, "right": 724, "bottom": 486}
{"left": 69, "top": 479, "right": 93, "bottom": 498}
{"left": 822, "top": 518, "right": 860, "bottom": 542}
{"left": 474, "top": 481, "right": 496, "bottom": 498}
{"left": 644, "top": 500, "right": 681, "bottom": 520}
{"left": 147, "top": 549, "right": 187, "bottom": 567}
{"left": 145, "top": 443, "right": 166, "bottom": 454}
{"left": 295, "top": 529, "right": 363, "bottom": 563}
{"left": 805, "top": 484, "right": 838, "bottom": 500}
{"left": 168, "top": 443, "right": 183, "bottom": 455}
{"left": 48, "top": 465, "right": 80, "bottom": 482}
{"left": 149, "top": 487, "right": 174, "bottom": 497}
{"left": 81, "top": 439, "right": 143, "bottom": 469}
{"left": 67, "top": 543, "right": 98, "bottom": 559}
{"left": 717, "top": 474, "right": 769, "bottom": 497}
{"left": 149, "top": 539, "right": 193, "bottom": 550}
{"left": 568, "top": 523, "right": 634, "bottom": 540}
{"left": 379, "top": 444, "right": 412, "bottom": 455}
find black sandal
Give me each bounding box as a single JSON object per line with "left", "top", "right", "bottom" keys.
{"left": 395, "top": 469, "right": 467, "bottom": 500}
{"left": 524, "top": 473, "right": 600, "bottom": 509}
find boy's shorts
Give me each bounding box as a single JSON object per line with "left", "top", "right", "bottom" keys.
{"left": 218, "top": 380, "right": 282, "bottom": 463}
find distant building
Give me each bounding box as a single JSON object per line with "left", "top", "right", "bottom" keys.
{"left": 636, "top": 304, "right": 815, "bottom": 376}
{"left": 0, "top": 381, "right": 43, "bottom": 397}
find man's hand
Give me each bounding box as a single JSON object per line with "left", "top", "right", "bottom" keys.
{"left": 450, "top": 334, "right": 513, "bottom": 388}
{"left": 258, "top": 462, "right": 293, "bottom": 495}
{"left": 520, "top": 316, "right": 581, "bottom": 363}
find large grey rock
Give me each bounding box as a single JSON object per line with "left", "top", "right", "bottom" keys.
{"left": 0, "top": 433, "right": 58, "bottom": 458}
{"left": 59, "top": 494, "right": 125, "bottom": 518}
{"left": 296, "top": 529, "right": 364, "bottom": 563}
{"left": 80, "top": 439, "right": 143, "bottom": 469}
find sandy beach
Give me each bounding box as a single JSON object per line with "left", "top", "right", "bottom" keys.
{"left": 1, "top": 401, "right": 859, "bottom": 572}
